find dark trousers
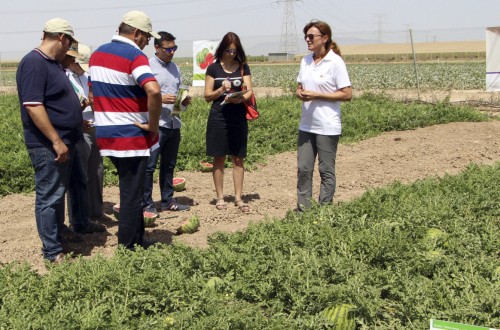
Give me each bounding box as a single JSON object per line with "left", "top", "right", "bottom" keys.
{"left": 109, "top": 156, "right": 148, "bottom": 249}
{"left": 143, "top": 127, "right": 181, "bottom": 210}
{"left": 67, "top": 144, "right": 90, "bottom": 232}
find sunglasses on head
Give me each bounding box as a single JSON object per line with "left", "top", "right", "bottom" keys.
{"left": 159, "top": 45, "right": 178, "bottom": 53}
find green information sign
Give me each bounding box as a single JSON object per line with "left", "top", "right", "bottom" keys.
{"left": 430, "top": 319, "right": 497, "bottom": 330}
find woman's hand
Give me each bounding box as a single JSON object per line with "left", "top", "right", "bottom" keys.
{"left": 222, "top": 78, "right": 231, "bottom": 92}
{"left": 224, "top": 95, "right": 245, "bottom": 104}
{"left": 299, "top": 89, "right": 317, "bottom": 101}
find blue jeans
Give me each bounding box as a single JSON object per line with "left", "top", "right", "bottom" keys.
{"left": 28, "top": 145, "right": 76, "bottom": 261}
{"left": 143, "top": 127, "right": 181, "bottom": 210}
{"left": 110, "top": 156, "right": 148, "bottom": 249}
{"left": 297, "top": 131, "right": 339, "bottom": 211}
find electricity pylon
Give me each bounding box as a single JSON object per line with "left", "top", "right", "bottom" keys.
{"left": 278, "top": 0, "right": 299, "bottom": 54}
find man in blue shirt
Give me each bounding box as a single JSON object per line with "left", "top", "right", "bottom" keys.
{"left": 16, "top": 18, "right": 83, "bottom": 263}
{"left": 143, "top": 31, "right": 192, "bottom": 214}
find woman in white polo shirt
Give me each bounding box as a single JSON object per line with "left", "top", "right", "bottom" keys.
{"left": 295, "top": 20, "right": 353, "bottom": 211}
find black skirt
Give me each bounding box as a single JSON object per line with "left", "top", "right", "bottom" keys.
{"left": 206, "top": 104, "right": 248, "bottom": 157}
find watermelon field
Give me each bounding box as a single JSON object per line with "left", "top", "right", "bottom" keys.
{"left": 0, "top": 61, "right": 487, "bottom": 91}
{"left": 0, "top": 61, "right": 499, "bottom": 329}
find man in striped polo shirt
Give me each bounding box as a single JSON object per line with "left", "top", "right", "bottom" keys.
{"left": 89, "top": 11, "right": 162, "bottom": 250}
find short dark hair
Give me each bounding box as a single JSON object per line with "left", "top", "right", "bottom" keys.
{"left": 154, "top": 31, "right": 176, "bottom": 46}
{"left": 118, "top": 23, "right": 136, "bottom": 36}
{"left": 42, "top": 31, "right": 62, "bottom": 41}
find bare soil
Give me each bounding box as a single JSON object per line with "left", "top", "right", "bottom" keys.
{"left": 1, "top": 119, "right": 499, "bottom": 274}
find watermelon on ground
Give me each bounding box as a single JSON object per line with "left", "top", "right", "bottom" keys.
{"left": 143, "top": 211, "right": 158, "bottom": 227}
{"left": 199, "top": 162, "right": 213, "bottom": 172}
{"left": 321, "top": 304, "right": 357, "bottom": 330}
{"left": 113, "top": 204, "right": 157, "bottom": 226}
{"left": 113, "top": 204, "right": 120, "bottom": 220}
{"left": 173, "top": 177, "right": 186, "bottom": 192}
{"left": 176, "top": 215, "right": 200, "bottom": 234}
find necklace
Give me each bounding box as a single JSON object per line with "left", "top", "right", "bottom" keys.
{"left": 221, "top": 61, "right": 238, "bottom": 73}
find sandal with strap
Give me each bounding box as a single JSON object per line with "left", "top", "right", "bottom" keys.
{"left": 215, "top": 198, "right": 227, "bottom": 210}
{"left": 235, "top": 200, "right": 250, "bottom": 213}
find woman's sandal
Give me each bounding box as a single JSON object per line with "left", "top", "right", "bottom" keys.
{"left": 235, "top": 200, "right": 250, "bottom": 213}
{"left": 215, "top": 198, "right": 227, "bottom": 210}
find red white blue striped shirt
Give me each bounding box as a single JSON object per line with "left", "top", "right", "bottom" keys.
{"left": 89, "top": 35, "right": 158, "bottom": 157}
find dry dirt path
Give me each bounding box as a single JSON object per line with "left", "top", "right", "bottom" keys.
{"left": 0, "top": 121, "right": 499, "bottom": 273}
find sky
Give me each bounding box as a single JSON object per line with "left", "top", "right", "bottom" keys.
{"left": 1, "top": 0, "right": 499, "bottom": 61}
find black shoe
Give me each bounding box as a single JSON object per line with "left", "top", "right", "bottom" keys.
{"left": 143, "top": 207, "right": 159, "bottom": 217}
{"left": 61, "top": 225, "right": 84, "bottom": 243}
{"left": 162, "top": 199, "right": 190, "bottom": 212}
{"left": 141, "top": 240, "right": 161, "bottom": 249}
{"left": 51, "top": 252, "right": 66, "bottom": 264}
{"left": 92, "top": 214, "right": 114, "bottom": 222}
{"left": 75, "top": 221, "right": 106, "bottom": 234}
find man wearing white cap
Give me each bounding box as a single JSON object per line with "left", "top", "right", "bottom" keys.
{"left": 89, "top": 11, "right": 161, "bottom": 250}
{"left": 16, "top": 18, "right": 83, "bottom": 264}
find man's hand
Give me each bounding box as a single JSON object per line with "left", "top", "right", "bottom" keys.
{"left": 82, "top": 120, "right": 94, "bottom": 129}
{"left": 53, "top": 139, "right": 69, "bottom": 163}
{"left": 134, "top": 122, "right": 159, "bottom": 142}
{"left": 81, "top": 98, "right": 90, "bottom": 110}
{"left": 162, "top": 94, "right": 176, "bottom": 104}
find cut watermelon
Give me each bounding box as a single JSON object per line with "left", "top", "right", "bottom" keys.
{"left": 143, "top": 211, "right": 158, "bottom": 227}
{"left": 113, "top": 204, "right": 157, "bottom": 227}
{"left": 173, "top": 177, "right": 186, "bottom": 192}
{"left": 112, "top": 204, "right": 120, "bottom": 220}
{"left": 176, "top": 215, "right": 200, "bottom": 234}
{"left": 199, "top": 162, "right": 213, "bottom": 172}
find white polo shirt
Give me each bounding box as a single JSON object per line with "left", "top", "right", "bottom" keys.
{"left": 297, "top": 50, "right": 351, "bottom": 135}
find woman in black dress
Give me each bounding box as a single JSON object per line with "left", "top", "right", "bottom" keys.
{"left": 204, "top": 32, "right": 253, "bottom": 213}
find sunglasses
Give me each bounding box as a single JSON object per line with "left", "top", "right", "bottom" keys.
{"left": 159, "top": 45, "right": 178, "bottom": 53}
{"left": 304, "top": 34, "right": 323, "bottom": 41}
{"left": 225, "top": 48, "right": 238, "bottom": 54}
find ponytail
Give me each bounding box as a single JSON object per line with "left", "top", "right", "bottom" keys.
{"left": 330, "top": 40, "right": 341, "bottom": 57}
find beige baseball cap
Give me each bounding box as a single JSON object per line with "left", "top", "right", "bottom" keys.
{"left": 43, "top": 18, "right": 79, "bottom": 42}
{"left": 66, "top": 42, "right": 83, "bottom": 59}
{"left": 75, "top": 44, "right": 91, "bottom": 72}
{"left": 122, "top": 11, "right": 160, "bottom": 39}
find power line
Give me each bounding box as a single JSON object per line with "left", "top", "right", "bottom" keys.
{"left": 0, "top": 3, "right": 275, "bottom": 36}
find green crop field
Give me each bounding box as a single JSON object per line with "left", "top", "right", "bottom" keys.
{"left": 178, "top": 62, "right": 486, "bottom": 91}
{"left": 1, "top": 61, "right": 486, "bottom": 91}
{"left": 0, "top": 163, "right": 498, "bottom": 329}
{"left": 0, "top": 93, "right": 489, "bottom": 196}
{"left": 0, "top": 61, "right": 498, "bottom": 329}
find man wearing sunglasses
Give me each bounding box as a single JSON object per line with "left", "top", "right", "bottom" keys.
{"left": 16, "top": 18, "right": 83, "bottom": 264}
{"left": 143, "top": 31, "right": 192, "bottom": 215}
